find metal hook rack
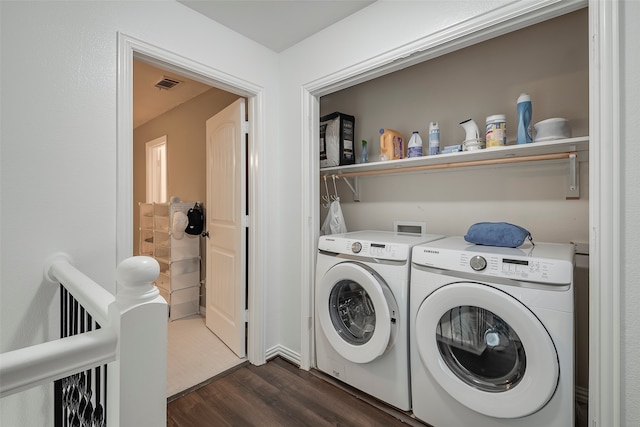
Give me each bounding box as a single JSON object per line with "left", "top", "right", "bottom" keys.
{"left": 320, "top": 174, "right": 360, "bottom": 202}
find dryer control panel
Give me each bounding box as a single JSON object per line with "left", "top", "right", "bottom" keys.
{"left": 458, "top": 252, "right": 564, "bottom": 283}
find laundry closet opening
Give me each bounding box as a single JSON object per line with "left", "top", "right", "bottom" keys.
{"left": 316, "top": 8, "right": 589, "bottom": 426}
{"left": 132, "top": 57, "right": 248, "bottom": 397}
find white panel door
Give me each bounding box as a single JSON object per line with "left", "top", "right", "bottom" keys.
{"left": 205, "top": 98, "right": 246, "bottom": 358}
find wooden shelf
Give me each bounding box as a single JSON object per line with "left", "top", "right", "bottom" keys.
{"left": 320, "top": 137, "right": 588, "bottom": 178}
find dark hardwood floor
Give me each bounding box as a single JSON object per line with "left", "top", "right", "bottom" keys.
{"left": 167, "top": 357, "right": 426, "bottom": 426}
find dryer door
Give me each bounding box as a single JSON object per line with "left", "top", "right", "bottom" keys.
{"left": 415, "top": 282, "right": 558, "bottom": 419}
{"left": 317, "top": 262, "right": 398, "bottom": 364}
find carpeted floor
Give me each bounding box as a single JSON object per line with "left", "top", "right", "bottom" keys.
{"left": 166, "top": 314, "right": 245, "bottom": 398}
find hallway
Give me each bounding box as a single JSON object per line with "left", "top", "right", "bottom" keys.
{"left": 167, "top": 357, "right": 423, "bottom": 426}
{"left": 167, "top": 314, "right": 245, "bottom": 399}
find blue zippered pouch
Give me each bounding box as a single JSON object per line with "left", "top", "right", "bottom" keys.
{"left": 464, "top": 222, "right": 534, "bottom": 248}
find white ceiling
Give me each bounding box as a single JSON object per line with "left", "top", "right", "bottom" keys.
{"left": 133, "top": 60, "right": 213, "bottom": 128}
{"left": 134, "top": 1, "right": 375, "bottom": 128}
{"left": 177, "top": 0, "right": 375, "bottom": 53}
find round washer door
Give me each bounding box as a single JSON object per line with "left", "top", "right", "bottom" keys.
{"left": 415, "top": 282, "right": 559, "bottom": 419}
{"left": 317, "top": 262, "right": 397, "bottom": 364}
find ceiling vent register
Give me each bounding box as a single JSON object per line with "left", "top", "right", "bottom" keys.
{"left": 154, "top": 77, "right": 182, "bottom": 90}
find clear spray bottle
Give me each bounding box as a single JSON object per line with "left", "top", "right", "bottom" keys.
{"left": 360, "top": 139, "right": 368, "bottom": 164}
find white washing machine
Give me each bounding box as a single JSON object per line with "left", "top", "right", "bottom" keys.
{"left": 410, "top": 236, "right": 575, "bottom": 427}
{"left": 315, "top": 230, "right": 444, "bottom": 411}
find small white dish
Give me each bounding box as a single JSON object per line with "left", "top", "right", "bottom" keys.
{"left": 534, "top": 118, "right": 571, "bottom": 142}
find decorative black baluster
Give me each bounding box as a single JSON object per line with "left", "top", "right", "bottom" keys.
{"left": 103, "top": 364, "right": 107, "bottom": 427}
{"left": 93, "top": 365, "right": 103, "bottom": 427}
{"left": 54, "top": 285, "right": 108, "bottom": 427}
{"left": 54, "top": 285, "right": 64, "bottom": 427}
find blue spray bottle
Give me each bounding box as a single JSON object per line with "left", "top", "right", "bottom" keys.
{"left": 517, "top": 93, "right": 533, "bottom": 144}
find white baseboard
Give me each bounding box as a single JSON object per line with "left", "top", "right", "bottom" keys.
{"left": 266, "top": 344, "right": 301, "bottom": 366}
{"left": 196, "top": 308, "right": 300, "bottom": 367}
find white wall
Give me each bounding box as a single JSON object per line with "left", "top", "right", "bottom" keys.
{"left": 0, "top": 2, "right": 279, "bottom": 425}
{"left": 621, "top": 0, "right": 640, "bottom": 423}
{"left": 277, "top": 0, "right": 517, "bottom": 364}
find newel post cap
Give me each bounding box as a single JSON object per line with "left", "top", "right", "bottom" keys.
{"left": 115, "top": 256, "right": 160, "bottom": 306}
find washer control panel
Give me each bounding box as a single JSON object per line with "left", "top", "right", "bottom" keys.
{"left": 319, "top": 238, "right": 410, "bottom": 261}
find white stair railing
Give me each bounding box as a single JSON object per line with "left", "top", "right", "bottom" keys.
{"left": 0, "top": 253, "right": 168, "bottom": 426}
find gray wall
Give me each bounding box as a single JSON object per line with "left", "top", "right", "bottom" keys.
{"left": 320, "top": 10, "right": 588, "bottom": 244}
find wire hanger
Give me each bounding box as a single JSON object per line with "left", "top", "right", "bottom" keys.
{"left": 322, "top": 176, "right": 330, "bottom": 208}
{"left": 331, "top": 175, "right": 339, "bottom": 201}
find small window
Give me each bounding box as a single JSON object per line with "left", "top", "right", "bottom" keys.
{"left": 146, "top": 135, "right": 167, "bottom": 203}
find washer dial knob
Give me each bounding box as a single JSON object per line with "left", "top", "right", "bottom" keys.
{"left": 470, "top": 255, "right": 487, "bottom": 271}
{"left": 351, "top": 242, "right": 362, "bottom": 254}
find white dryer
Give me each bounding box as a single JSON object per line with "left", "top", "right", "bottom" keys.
{"left": 410, "top": 236, "right": 575, "bottom": 427}
{"left": 315, "top": 230, "right": 444, "bottom": 411}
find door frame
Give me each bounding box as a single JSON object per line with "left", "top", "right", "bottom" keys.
{"left": 116, "top": 32, "right": 266, "bottom": 365}
{"left": 300, "top": 1, "right": 620, "bottom": 425}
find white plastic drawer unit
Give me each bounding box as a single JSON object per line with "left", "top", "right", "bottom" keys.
{"left": 140, "top": 216, "right": 154, "bottom": 230}
{"left": 139, "top": 203, "right": 154, "bottom": 229}
{"left": 153, "top": 233, "right": 200, "bottom": 262}
{"left": 139, "top": 230, "right": 154, "bottom": 256}
{"left": 168, "top": 286, "right": 200, "bottom": 320}
{"left": 153, "top": 202, "right": 170, "bottom": 217}
{"left": 154, "top": 230, "right": 170, "bottom": 247}
{"left": 157, "top": 286, "right": 200, "bottom": 320}
{"left": 155, "top": 258, "right": 200, "bottom": 292}
{"left": 139, "top": 201, "right": 201, "bottom": 321}
{"left": 154, "top": 216, "right": 170, "bottom": 232}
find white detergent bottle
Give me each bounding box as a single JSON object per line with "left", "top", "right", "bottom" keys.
{"left": 407, "top": 131, "right": 423, "bottom": 158}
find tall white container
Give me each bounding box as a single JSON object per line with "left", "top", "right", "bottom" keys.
{"left": 429, "top": 122, "right": 440, "bottom": 155}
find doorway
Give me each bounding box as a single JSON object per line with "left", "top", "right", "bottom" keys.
{"left": 133, "top": 58, "right": 247, "bottom": 397}
{"left": 118, "top": 32, "right": 267, "bottom": 397}
{"left": 117, "top": 33, "right": 266, "bottom": 369}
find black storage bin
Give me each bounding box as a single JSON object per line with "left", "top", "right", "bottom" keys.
{"left": 320, "top": 112, "right": 355, "bottom": 167}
